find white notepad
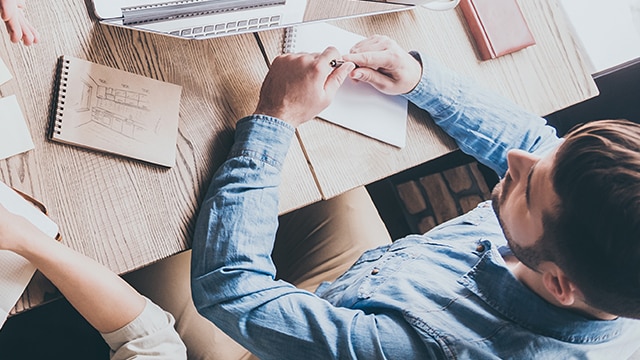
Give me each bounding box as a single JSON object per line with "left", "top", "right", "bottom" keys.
{"left": 0, "top": 182, "right": 59, "bottom": 329}
{"left": 283, "top": 23, "right": 408, "bottom": 148}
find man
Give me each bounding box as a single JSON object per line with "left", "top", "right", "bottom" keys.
{"left": 0, "top": 0, "right": 38, "bottom": 45}
{"left": 190, "top": 36, "right": 640, "bottom": 359}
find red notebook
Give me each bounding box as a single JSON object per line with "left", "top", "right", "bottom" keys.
{"left": 459, "top": 0, "right": 536, "bottom": 60}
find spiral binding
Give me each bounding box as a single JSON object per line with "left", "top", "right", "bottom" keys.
{"left": 53, "top": 58, "right": 70, "bottom": 137}
{"left": 282, "top": 26, "right": 297, "bottom": 54}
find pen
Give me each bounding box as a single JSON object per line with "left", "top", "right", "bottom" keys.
{"left": 330, "top": 59, "right": 359, "bottom": 68}
{"left": 330, "top": 59, "right": 345, "bottom": 68}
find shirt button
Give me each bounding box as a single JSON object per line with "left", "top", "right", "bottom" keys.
{"left": 476, "top": 244, "right": 485, "bottom": 252}
{"left": 371, "top": 268, "right": 380, "bottom": 275}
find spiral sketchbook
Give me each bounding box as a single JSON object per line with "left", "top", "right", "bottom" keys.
{"left": 0, "top": 181, "right": 59, "bottom": 329}
{"left": 50, "top": 56, "right": 182, "bottom": 167}
{"left": 283, "top": 23, "right": 408, "bottom": 148}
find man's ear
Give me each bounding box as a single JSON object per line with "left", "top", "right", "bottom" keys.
{"left": 539, "top": 262, "right": 577, "bottom": 306}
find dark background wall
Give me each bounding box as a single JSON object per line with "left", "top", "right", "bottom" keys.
{"left": 545, "top": 59, "right": 640, "bottom": 136}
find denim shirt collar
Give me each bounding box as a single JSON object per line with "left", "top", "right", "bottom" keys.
{"left": 459, "top": 244, "right": 633, "bottom": 344}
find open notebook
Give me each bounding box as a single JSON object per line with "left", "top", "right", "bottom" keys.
{"left": 283, "top": 22, "right": 408, "bottom": 148}
{"left": 0, "top": 182, "right": 59, "bottom": 328}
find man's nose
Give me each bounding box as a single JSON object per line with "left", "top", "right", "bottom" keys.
{"left": 506, "top": 149, "right": 539, "bottom": 183}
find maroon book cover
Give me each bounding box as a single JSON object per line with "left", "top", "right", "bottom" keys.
{"left": 460, "top": 0, "right": 536, "bottom": 60}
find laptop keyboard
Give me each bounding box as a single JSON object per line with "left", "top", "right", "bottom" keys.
{"left": 169, "top": 14, "right": 281, "bottom": 38}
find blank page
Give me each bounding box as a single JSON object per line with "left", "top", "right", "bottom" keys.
{"left": 284, "top": 22, "right": 408, "bottom": 148}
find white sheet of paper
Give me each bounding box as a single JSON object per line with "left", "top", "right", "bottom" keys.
{"left": 0, "top": 95, "right": 35, "bottom": 160}
{"left": 0, "top": 56, "right": 11, "bottom": 85}
{"left": 0, "top": 181, "right": 59, "bottom": 328}
{"left": 286, "top": 23, "right": 408, "bottom": 148}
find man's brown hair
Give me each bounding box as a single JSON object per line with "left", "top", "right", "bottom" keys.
{"left": 545, "top": 119, "right": 640, "bottom": 318}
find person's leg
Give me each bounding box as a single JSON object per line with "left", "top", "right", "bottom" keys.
{"left": 273, "top": 186, "right": 392, "bottom": 292}
{"left": 123, "top": 251, "right": 253, "bottom": 360}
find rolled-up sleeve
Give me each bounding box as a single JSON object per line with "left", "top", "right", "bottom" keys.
{"left": 101, "top": 298, "right": 186, "bottom": 360}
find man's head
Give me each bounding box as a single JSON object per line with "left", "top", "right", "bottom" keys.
{"left": 492, "top": 119, "right": 640, "bottom": 318}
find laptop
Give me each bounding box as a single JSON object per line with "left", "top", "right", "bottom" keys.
{"left": 92, "top": 0, "right": 308, "bottom": 40}
{"left": 92, "top": 1, "right": 416, "bottom": 40}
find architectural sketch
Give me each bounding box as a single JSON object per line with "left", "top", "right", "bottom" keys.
{"left": 74, "top": 75, "right": 161, "bottom": 142}
{"left": 52, "top": 56, "right": 182, "bottom": 167}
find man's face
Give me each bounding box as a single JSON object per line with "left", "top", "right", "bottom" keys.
{"left": 491, "top": 149, "right": 560, "bottom": 269}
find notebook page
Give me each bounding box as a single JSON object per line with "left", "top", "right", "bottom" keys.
{"left": 0, "top": 252, "right": 36, "bottom": 327}
{"left": 285, "top": 23, "right": 408, "bottom": 148}
{"left": 0, "top": 181, "right": 59, "bottom": 328}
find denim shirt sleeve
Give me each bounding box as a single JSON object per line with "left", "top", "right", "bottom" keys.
{"left": 404, "top": 53, "right": 562, "bottom": 177}
{"left": 190, "top": 115, "right": 442, "bottom": 359}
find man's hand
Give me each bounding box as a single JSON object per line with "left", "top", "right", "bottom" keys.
{"left": 0, "top": 0, "right": 38, "bottom": 45}
{"left": 254, "top": 47, "right": 355, "bottom": 128}
{"left": 342, "top": 35, "right": 422, "bottom": 95}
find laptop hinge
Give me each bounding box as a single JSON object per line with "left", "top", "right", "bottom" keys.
{"left": 122, "top": 0, "right": 286, "bottom": 25}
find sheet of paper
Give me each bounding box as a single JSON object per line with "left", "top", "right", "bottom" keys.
{"left": 0, "top": 56, "right": 11, "bottom": 85}
{"left": 286, "top": 23, "right": 408, "bottom": 148}
{"left": 0, "top": 95, "right": 35, "bottom": 160}
{"left": 0, "top": 181, "right": 59, "bottom": 328}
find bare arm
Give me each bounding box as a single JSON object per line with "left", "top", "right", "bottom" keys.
{"left": 0, "top": 205, "right": 144, "bottom": 333}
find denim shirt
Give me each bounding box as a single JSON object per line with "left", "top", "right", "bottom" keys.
{"left": 190, "top": 56, "right": 640, "bottom": 359}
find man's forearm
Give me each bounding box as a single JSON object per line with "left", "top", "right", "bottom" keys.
{"left": 404, "top": 54, "right": 561, "bottom": 177}
{"left": 190, "top": 114, "right": 295, "bottom": 319}
{"left": 189, "top": 115, "right": 428, "bottom": 359}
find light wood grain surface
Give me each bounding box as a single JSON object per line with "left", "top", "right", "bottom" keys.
{"left": 303, "top": 0, "right": 407, "bottom": 22}
{"left": 258, "top": 0, "right": 598, "bottom": 200}
{"left": 0, "top": 0, "right": 319, "bottom": 313}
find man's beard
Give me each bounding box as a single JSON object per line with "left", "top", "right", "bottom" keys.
{"left": 491, "top": 179, "right": 546, "bottom": 270}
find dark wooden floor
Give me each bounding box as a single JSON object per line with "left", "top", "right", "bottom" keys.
{"left": 367, "top": 150, "right": 496, "bottom": 240}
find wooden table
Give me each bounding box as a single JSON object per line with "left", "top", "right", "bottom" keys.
{"left": 0, "top": 0, "right": 597, "bottom": 314}
{"left": 259, "top": 0, "right": 598, "bottom": 200}
{"left": 0, "top": 0, "right": 319, "bottom": 313}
